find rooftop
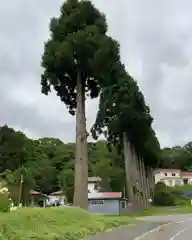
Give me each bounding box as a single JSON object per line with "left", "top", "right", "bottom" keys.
{"left": 88, "top": 176, "right": 102, "bottom": 183}
{"left": 181, "top": 171, "right": 192, "bottom": 177}
{"left": 88, "top": 192, "right": 122, "bottom": 200}
{"left": 156, "top": 168, "right": 181, "bottom": 173}
{"left": 50, "top": 190, "right": 64, "bottom": 196}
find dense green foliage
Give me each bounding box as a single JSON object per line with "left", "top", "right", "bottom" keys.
{"left": 91, "top": 66, "right": 160, "bottom": 168}
{"left": 41, "top": 0, "right": 122, "bottom": 209}
{"left": 0, "top": 192, "right": 11, "bottom": 213}
{"left": 0, "top": 125, "right": 125, "bottom": 203}
{"left": 153, "top": 182, "right": 190, "bottom": 206}
{"left": 41, "top": 0, "right": 120, "bottom": 115}
{"left": 153, "top": 182, "right": 175, "bottom": 206}
{"left": 160, "top": 142, "right": 192, "bottom": 171}
{"left": 1, "top": 123, "right": 192, "bottom": 205}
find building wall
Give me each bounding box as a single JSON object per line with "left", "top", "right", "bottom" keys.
{"left": 119, "top": 200, "right": 132, "bottom": 213}
{"left": 88, "top": 182, "right": 100, "bottom": 193}
{"left": 163, "top": 179, "right": 182, "bottom": 187}
{"left": 188, "top": 178, "right": 192, "bottom": 184}
{"left": 154, "top": 171, "right": 180, "bottom": 184}
{"left": 48, "top": 195, "right": 65, "bottom": 204}
{"left": 88, "top": 199, "right": 120, "bottom": 215}
{"left": 88, "top": 183, "right": 96, "bottom": 193}
{"left": 154, "top": 169, "right": 192, "bottom": 187}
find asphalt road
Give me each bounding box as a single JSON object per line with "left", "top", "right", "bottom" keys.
{"left": 89, "top": 214, "right": 192, "bottom": 240}
{"left": 135, "top": 214, "right": 192, "bottom": 239}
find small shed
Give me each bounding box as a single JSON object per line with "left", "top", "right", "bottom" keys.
{"left": 30, "top": 190, "right": 49, "bottom": 207}
{"left": 49, "top": 190, "right": 67, "bottom": 205}
{"left": 88, "top": 192, "right": 128, "bottom": 215}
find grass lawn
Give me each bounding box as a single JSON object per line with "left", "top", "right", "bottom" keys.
{"left": 2, "top": 206, "right": 192, "bottom": 239}
{"left": 0, "top": 206, "right": 135, "bottom": 240}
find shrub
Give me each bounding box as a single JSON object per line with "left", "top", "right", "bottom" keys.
{"left": 155, "top": 182, "right": 167, "bottom": 191}
{"left": 153, "top": 189, "right": 175, "bottom": 206}
{"left": 153, "top": 182, "right": 191, "bottom": 206}
{"left": 153, "top": 182, "right": 175, "bottom": 206}
{"left": 0, "top": 192, "right": 11, "bottom": 212}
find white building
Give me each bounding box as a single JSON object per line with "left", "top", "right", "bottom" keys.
{"left": 88, "top": 176, "right": 101, "bottom": 193}
{"left": 154, "top": 169, "right": 192, "bottom": 187}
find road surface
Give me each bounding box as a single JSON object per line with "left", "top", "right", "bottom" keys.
{"left": 89, "top": 214, "right": 192, "bottom": 240}
{"left": 135, "top": 214, "right": 192, "bottom": 239}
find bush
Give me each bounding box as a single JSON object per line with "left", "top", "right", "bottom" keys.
{"left": 155, "top": 182, "right": 167, "bottom": 191}
{"left": 153, "top": 189, "right": 175, "bottom": 206}
{"left": 153, "top": 182, "right": 191, "bottom": 206}
{"left": 174, "top": 194, "right": 190, "bottom": 206}
{"left": 0, "top": 192, "right": 11, "bottom": 212}
{"left": 153, "top": 182, "right": 176, "bottom": 206}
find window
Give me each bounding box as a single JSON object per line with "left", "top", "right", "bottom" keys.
{"left": 184, "top": 179, "right": 188, "bottom": 185}
{"left": 91, "top": 200, "right": 104, "bottom": 205}
{"left": 172, "top": 173, "right": 175, "bottom": 176}
{"left": 121, "top": 201, "right": 126, "bottom": 209}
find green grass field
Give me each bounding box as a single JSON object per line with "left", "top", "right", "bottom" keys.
{"left": 0, "top": 207, "right": 134, "bottom": 240}
{"left": 1, "top": 206, "right": 192, "bottom": 239}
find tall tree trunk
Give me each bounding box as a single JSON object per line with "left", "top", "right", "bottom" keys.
{"left": 150, "top": 167, "right": 155, "bottom": 198}
{"left": 135, "top": 152, "right": 143, "bottom": 208}
{"left": 131, "top": 147, "right": 140, "bottom": 207}
{"left": 148, "top": 167, "right": 155, "bottom": 200}
{"left": 145, "top": 167, "right": 151, "bottom": 208}
{"left": 140, "top": 158, "right": 148, "bottom": 208}
{"left": 138, "top": 156, "right": 145, "bottom": 208}
{"left": 123, "top": 132, "right": 134, "bottom": 205}
{"left": 73, "top": 71, "right": 88, "bottom": 209}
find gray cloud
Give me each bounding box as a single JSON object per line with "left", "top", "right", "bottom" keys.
{"left": 1, "top": 0, "right": 192, "bottom": 147}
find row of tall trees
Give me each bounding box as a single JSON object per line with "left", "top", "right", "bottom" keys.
{"left": 41, "top": 0, "right": 160, "bottom": 209}
{"left": 91, "top": 65, "right": 160, "bottom": 208}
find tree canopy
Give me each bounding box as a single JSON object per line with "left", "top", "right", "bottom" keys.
{"left": 41, "top": 0, "right": 122, "bottom": 209}
{"left": 160, "top": 142, "right": 192, "bottom": 171}
{"left": 91, "top": 67, "right": 161, "bottom": 168}
{"left": 41, "top": 0, "right": 120, "bottom": 115}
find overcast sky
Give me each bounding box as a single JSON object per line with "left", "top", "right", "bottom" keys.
{"left": 1, "top": 0, "right": 192, "bottom": 148}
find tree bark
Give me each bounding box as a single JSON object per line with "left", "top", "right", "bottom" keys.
{"left": 148, "top": 167, "right": 155, "bottom": 199}
{"left": 140, "top": 158, "right": 148, "bottom": 208}
{"left": 73, "top": 71, "right": 88, "bottom": 209}
{"left": 150, "top": 167, "right": 155, "bottom": 198}
{"left": 138, "top": 156, "right": 145, "bottom": 208}
{"left": 145, "top": 167, "right": 151, "bottom": 208}
{"left": 123, "top": 132, "right": 134, "bottom": 205}
{"left": 134, "top": 152, "right": 143, "bottom": 208}
{"left": 131, "top": 147, "right": 140, "bottom": 207}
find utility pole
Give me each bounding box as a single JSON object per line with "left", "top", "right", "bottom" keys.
{"left": 123, "top": 187, "right": 126, "bottom": 198}
{"left": 18, "top": 170, "right": 24, "bottom": 206}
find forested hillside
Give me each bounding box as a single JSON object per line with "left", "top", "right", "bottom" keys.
{"left": 1, "top": 124, "right": 192, "bottom": 204}
{"left": 0, "top": 125, "right": 125, "bottom": 203}
{"left": 160, "top": 143, "right": 192, "bottom": 171}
